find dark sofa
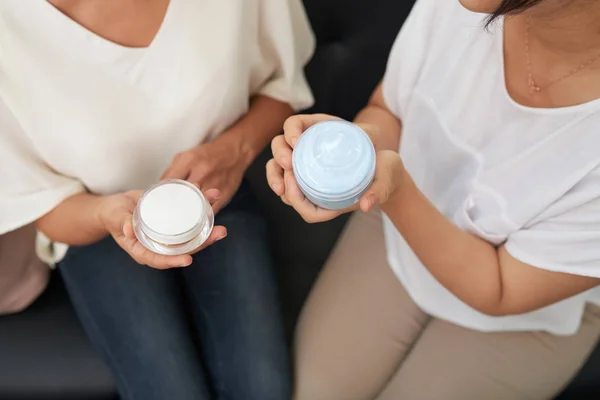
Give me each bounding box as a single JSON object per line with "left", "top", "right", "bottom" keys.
{"left": 0, "top": 0, "right": 598, "bottom": 398}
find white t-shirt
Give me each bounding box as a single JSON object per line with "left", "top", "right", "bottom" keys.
{"left": 382, "top": 0, "right": 600, "bottom": 335}
{"left": 0, "top": 0, "right": 314, "bottom": 239}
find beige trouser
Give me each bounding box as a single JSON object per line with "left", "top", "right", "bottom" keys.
{"left": 294, "top": 210, "right": 600, "bottom": 400}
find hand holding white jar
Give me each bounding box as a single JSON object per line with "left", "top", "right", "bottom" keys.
{"left": 133, "top": 180, "right": 217, "bottom": 256}
{"left": 98, "top": 182, "right": 227, "bottom": 269}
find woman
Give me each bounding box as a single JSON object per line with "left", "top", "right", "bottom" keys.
{"left": 0, "top": 0, "right": 314, "bottom": 399}
{"left": 268, "top": 0, "right": 600, "bottom": 398}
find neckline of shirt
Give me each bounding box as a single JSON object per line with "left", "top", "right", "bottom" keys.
{"left": 497, "top": 16, "right": 600, "bottom": 115}
{"left": 36, "top": 0, "right": 177, "bottom": 57}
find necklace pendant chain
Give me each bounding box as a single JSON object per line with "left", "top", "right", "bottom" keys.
{"left": 525, "top": 15, "right": 600, "bottom": 94}
{"left": 530, "top": 82, "right": 541, "bottom": 94}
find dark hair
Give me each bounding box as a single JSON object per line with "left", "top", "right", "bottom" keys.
{"left": 487, "top": 0, "right": 543, "bottom": 25}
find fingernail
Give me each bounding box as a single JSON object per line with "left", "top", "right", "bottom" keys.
{"left": 291, "top": 137, "right": 299, "bottom": 147}
{"left": 183, "top": 259, "right": 192, "bottom": 267}
{"left": 217, "top": 233, "right": 227, "bottom": 241}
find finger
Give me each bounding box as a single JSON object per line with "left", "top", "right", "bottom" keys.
{"left": 161, "top": 160, "right": 191, "bottom": 181}
{"left": 123, "top": 217, "right": 136, "bottom": 239}
{"left": 283, "top": 169, "right": 305, "bottom": 203}
{"left": 204, "top": 188, "right": 225, "bottom": 214}
{"left": 107, "top": 206, "right": 134, "bottom": 239}
{"left": 202, "top": 188, "right": 221, "bottom": 205}
{"left": 271, "top": 135, "right": 293, "bottom": 169}
{"left": 284, "top": 169, "right": 340, "bottom": 223}
{"left": 190, "top": 225, "right": 228, "bottom": 254}
{"left": 147, "top": 248, "right": 193, "bottom": 269}
{"left": 283, "top": 114, "right": 342, "bottom": 147}
{"left": 211, "top": 199, "right": 226, "bottom": 215}
{"left": 359, "top": 191, "right": 380, "bottom": 213}
{"left": 266, "top": 158, "right": 286, "bottom": 196}
{"left": 114, "top": 207, "right": 192, "bottom": 269}
{"left": 359, "top": 175, "right": 391, "bottom": 213}
{"left": 116, "top": 234, "right": 191, "bottom": 269}
{"left": 280, "top": 195, "right": 291, "bottom": 206}
{"left": 160, "top": 166, "right": 172, "bottom": 181}
{"left": 187, "top": 169, "right": 210, "bottom": 188}
{"left": 128, "top": 237, "right": 192, "bottom": 269}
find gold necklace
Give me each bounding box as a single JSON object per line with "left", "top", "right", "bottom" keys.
{"left": 525, "top": 15, "right": 600, "bottom": 94}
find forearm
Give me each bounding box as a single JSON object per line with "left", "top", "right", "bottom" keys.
{"left": 354, "top": 83, "right": 504, "bottom": 313}
{"left": 381, "top": 177, "right": 504, "bottom": 315}
{"left": 36, "top": 192, "right": 109, "bottom": 246}
{"left": 353, "top": 84, "right": 402, "bottom": 152}
{"left": 220, "top": 95, "right": 293, "bottom": 167}
{"left": 354, "top": 105, "right": 402, "bottom": 152}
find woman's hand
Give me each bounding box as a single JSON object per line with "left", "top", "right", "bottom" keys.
{"left": 161, "top": 135, "right": 250, "bottom": 213}
{"left": 98, "top": 190, "right": 227, "bottom": 269}
{"left": 266, "top": 114, "right": 407, "bottom": 223}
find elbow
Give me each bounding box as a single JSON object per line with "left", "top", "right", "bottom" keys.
{"left": 475, "top": 305, "right": 512, "bottom": 317}
{"left": 471, "top": 298, "right": 524, "bottom": 317}
{"left": 35, "top": 216, "right": 51, "bottom": 240}
{"left": 465, "top": 290, "right": 513, "bottom": 317}
{"left": 471, "top": 302, "right": 507, "bottom": 317}
{"left": 35, "top": 213, "right": 60, "bottom": 243}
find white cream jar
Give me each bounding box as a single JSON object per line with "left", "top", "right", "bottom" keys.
{"left": 132, "top": 179, "right": 214, "bottom": 255}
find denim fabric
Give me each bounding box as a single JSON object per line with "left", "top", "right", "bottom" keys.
{"left": 59, "top": 183, "right": 289, "bottom": 400}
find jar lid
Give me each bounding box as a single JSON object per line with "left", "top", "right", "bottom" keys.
{"left": 138, "top": 180, "right": 206, "bottom": 246}
{"left": 292, "top": 120, "right": 376, "bottom": 201}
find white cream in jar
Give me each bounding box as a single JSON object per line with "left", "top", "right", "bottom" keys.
{"left": 132, "top": 179, "right": 214, "bottom": 255}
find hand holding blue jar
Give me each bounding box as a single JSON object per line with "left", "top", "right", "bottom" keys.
{"left": 267, "top": 115, "right": 407, "bottom": 223}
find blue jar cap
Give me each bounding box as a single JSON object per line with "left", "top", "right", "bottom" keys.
{"left": 292, "top": 120, "right": 376, "bottom": 200}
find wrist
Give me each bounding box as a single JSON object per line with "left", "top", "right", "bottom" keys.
{"left": 215, "top": 130, "right": 257, "bottom": 169}
{"left": 381, "top": 168, "right": 415, "bottom": 213}
{"left": 94, "top": 195, "right": 117, "bottom": 233}
{"left": 355, "top": 123, "right": 382, "bottom": 151}
{"left": 354, "top": 106, "right": 402, "bottom": 152}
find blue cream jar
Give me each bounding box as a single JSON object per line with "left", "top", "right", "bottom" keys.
{"left": 292, "top": 120, "right": 376, "bottom": 210}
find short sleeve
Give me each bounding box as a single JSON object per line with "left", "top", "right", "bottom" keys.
{"left": 382, "top": 0, "right": 438, "bottom": 119}
{"left": 250, "top": 0, "right": 315, "bottom": 112}
{"left": 0, "top": 103, "right": 84, "bottom": 234}
{"left": 505, "top": 171, "right": 600, "bottom": 278}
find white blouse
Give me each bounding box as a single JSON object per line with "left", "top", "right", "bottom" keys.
{"left": 0, "top": 0, "right": 314, "bottom": 241}
{"left": 382, "top": 0, "right": 600, "bottom": 335}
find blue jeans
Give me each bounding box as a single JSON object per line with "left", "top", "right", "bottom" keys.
{"left": 59, "top": 183, "right": 290, "bottom": 400}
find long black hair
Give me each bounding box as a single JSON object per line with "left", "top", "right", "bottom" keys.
{"left": 488, "top": 0, "right": 543, "bottom": 25}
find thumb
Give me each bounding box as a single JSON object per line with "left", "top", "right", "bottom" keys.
{"left": 123, "top": 216, "right": 136, "bottom": 239}
{"left": 102, "top": 205, "right": 132, "bottom": 239}
{"left": 359, "top": 177, "right": 392, "bottom": 213}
